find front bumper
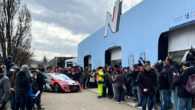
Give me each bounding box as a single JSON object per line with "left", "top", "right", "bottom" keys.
{"left": 60, "top": 84, "right": 80, "bottom": 92}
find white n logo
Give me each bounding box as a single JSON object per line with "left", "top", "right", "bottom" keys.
{"left": 104, "top": 0, "right": 122, "bottom": 37}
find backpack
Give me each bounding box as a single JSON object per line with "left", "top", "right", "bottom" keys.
{"left": 184, "top": 74, "right": 195, "bottom": 95}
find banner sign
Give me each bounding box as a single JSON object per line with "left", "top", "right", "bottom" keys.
{"left": 104, "top": 0, "right": 122, "bottom": 37}
{"left": 171, "top": 10, "right": 195, "bottom": 28}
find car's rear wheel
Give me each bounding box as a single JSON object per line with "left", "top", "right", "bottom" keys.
{"left": 54, "top": 84, "right": 60, "bottom": 93}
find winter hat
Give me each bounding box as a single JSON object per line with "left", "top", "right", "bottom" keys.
{"left": 21, "top": 65, "right": 29, "bottom": 73}
{"left": 38, "top": 67, "right": 45, "bottom": 73}
{"left": 10, "top": 66, "right": 18, "bottom": 72}
{"left": 12, "top": 66, "right": 18, "bottom": 70}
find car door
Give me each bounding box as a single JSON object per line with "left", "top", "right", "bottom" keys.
{"left": 45, "top": 74, "right": 54, "bottom": 90}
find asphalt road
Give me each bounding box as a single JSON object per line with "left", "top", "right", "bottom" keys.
{"left": 41, "top": 90, "right": 137, "bottom": 110}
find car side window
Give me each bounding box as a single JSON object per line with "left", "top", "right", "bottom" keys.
{"left": 48, "top": 75, "right": 54, "bottom": 81}
{"left": 44, "top": 74, "right": 48, "bottom": 77}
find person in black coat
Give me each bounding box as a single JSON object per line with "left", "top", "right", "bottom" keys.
{"left": 164, "top": 56, "right": 180, "bottom": 110}
{"left": 15, "top": 65, "right": 30, "bottom": 110}
{"left": 173, "top": 62, "right": 194, "bottom": 110}
{"left": 36, "top": 68, "right": 46, "bottom": 110}
{"left": 5, "top": 56, "right": 13, "bottom": 73}
{"left": 130, "top": 65, "right": 140, "bottom": 104}
{"left": 154, "top": 62, "right": 169, "bottom": 110}
{"left": 124, "top": 67, "right": 132, "bottom": 98}
{"left": 137, "top": 62, "right": 157, "bottom": 110}
{"left": 107, "top": 67, "right": 114, "bottom": 98}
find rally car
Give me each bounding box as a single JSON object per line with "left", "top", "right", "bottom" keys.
{"left": 43, "top": 73, "right": 82, "bottom": 92}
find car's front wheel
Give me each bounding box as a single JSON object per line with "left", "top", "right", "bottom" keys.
{"left": 54, "top": 84, "right": 60, "bottom": 93}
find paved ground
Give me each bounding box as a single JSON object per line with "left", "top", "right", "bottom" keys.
{"left": 87, "top": 88, "right": 142, "bottom": 109}
{"left": 87, "top": 88, "right": 195, "bottom": 110}
{"left": 42, "top": 90, "right": 137, "bottom": 110}
{"left": 5, "top": 88, "right": 195, "bottom": 110}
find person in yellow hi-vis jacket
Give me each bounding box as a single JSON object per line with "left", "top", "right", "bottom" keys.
{"left": 96, "top": 67, "right": 104, "bottom": 98}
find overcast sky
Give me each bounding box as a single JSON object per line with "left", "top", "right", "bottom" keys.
{"left": 24, "top": 0, "right": 142, "bottom": 61}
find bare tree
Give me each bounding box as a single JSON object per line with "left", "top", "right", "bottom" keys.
{"left": 0, "top": 2, "right": 7, "bottom": 60}
{"left": 0, "top": 0, "right": 33, "bottom": 66}
{"left": 11, "top": 4, "right": 33, "bottom": 66}
{"left": 3, "top": 0, "right": 20, "bottom": 55}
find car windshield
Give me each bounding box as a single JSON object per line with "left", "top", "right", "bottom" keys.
{"left": 51, "top": 74, "right": 70, "bottom": 81}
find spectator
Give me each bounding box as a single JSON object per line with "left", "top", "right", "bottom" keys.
{"left": 10, "top": 68, "right": 20, "bottom": 110}
{"left": 86, "top": 67, "right": 91, "bottom": 88}
{"left": 7, "top": 66, "right": 18, "bottom": 80}
{"left": 173, "top": 62, "right": 194, "bottom": 110}
{"left": 88, "top": 69, "right": 96, "bottom": 88}
{"left": 0, "top": 67, "right": 10, "bottom": 110}
{"left": 73, "top": 68, "right": 80, "bottom": 82}
{"left": 131, "top": 65, "right": 142, "bottom": 106}
{"left": 15, "top": 65, "right": 30, "bottom": 110}
{"left": 97, "top": 67, "right": 104, "bottom": 98}
{"left": 102, "top": 66, "right": 109, "bottom": 97}
{"left": 112, "top": 70, "right": 123, "bottom": 103}
{"left": 117, "top": 65, "right": 125, "bottom": 101}
{"left": 154, "top": 61, "right": 169, "bottom": 110}
{"left": 26, "top": 71, "right": 37, "bottom": 110}
{"left": 107, "top": 66, "right": 114, "bottom": 98}
{"left": 164, "top": 56, "right": 180, "bottom": 110}
{"left": 30, "top": 70, "right": 38, "bottom": 109}
{"left": 36, "top": 68, "right": 46, "bottom": 110}
{"left": 5, "top": 56, "right": 13, "bottom": 73}
{"left": 78, "top": 67, "right": 83, "bottom": 84}
{"left": 124, "top": 67, "right": 132, "bottom": 98}
{"left": 81, "top": 68, "right": 88, "bottom": 89}
{"left": 137, "top": 62, "right": 157, "bottom": 110}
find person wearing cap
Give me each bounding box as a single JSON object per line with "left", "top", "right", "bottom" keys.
{"left": 15, "top": 65, "right": 30, "bottom": 110}
{"left": 7, "top": 66, "right": 18, "bottom": 80}
{"left": 96, "top": 66, "right": 104, "bottom": 98}
{"left": 0, "top": 67, "right": 10, "bottom": 110}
